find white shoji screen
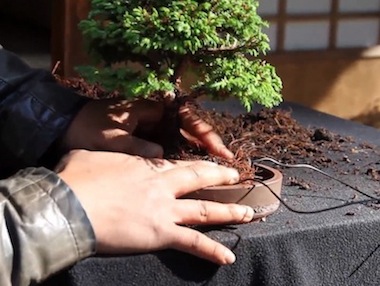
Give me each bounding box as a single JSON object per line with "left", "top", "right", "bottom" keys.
{"left": 258, "top": 0, "right": 380, "bottom": 52}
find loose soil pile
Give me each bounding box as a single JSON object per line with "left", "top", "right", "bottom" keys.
{"left": 58, "top": 77, "right": 380, "bottom": 185}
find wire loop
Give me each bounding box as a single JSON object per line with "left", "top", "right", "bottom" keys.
{"left": 237, "top": 157, "right": 380, "bottom": 214}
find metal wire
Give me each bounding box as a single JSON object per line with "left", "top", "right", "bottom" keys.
{"left": 236, "top": 157, "right": 380, "bottom": 214}
{"left": 254, "top": 157, "right": 379, "bottom": 200}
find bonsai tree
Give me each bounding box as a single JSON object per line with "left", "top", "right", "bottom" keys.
{"left": 78, "top": 0, "right": 282, "bottom": 112}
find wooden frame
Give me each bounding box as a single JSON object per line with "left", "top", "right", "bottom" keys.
{"left": 51, "top": 0, "right": 90, "bottom": 76}
{"left": 261, "top": 0, "right": 380, "bottom": 52}
{"left": 50, "top": 0, "right": 380, "bottom": 74}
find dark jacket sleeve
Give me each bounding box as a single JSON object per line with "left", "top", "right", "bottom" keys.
{"left": 0, "top": 48, "right": 88, "bottom": 176}
{"left": 0, "top": 167, "right": 96, "bottom": 286}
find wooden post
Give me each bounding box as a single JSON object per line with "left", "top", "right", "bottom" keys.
{"left": 51, "top": 0, "right": 90, "bottom": 76}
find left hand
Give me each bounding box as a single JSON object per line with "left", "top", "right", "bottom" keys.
{"left": 56, "top": 150, "right": 251, "bottom": 265}
{"left": 62, "top": 98, "right": 234, "bottom": 159}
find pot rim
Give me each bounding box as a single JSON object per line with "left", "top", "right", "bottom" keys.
{"left": 203, "top": 163, "right": 282, "bottom": 191}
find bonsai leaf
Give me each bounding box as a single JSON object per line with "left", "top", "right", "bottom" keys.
{"left": 79, "top": 0, "right": 283, "bottom": 110}
{"left": 196, "top": 55, "right": 282, "bottom": 111}
{"left": 76, "top": 65, "right": 174, "bottom": 98}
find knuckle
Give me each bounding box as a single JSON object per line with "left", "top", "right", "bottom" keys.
{"left": 212, "top": 243, "right": 219, "bottom": 258}
{"left": 190, "top": 232, "right": 201, "bottom": 251}
{"left": 197, "top": 160, "right": 218, "bottom": 167}
{"left": 146, "top": 177, "right": 166, "bottom": 195}
{"left": 227, "top": 204, "right": 252, "bottom": 222}
{"left": 150, "top": 176, "right": 164, "bottom": 188}
{"left": 228, "top": 204, "right": 245, "bottom": 220}
{"left": 198, "top": 200, "right": 209, "bottom": 223}
{"left": 186, "top": 165, "right": 201, "bottom": 180}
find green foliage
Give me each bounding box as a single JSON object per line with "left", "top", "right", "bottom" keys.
{"left": 77, "top": 65, "right": 174, "bottom": 97}
{"left": 79, "top": 0, "right": 283, "bottom": 109}
{"left": 198, "top": 55, "right": 282, "bottom": 112}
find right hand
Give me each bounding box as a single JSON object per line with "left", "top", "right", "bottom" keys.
{"left": 62, "top": 99, "right": 234, "bottom": 159}
{"left": 56, "top": 150, "right": 253, "bottom": 265}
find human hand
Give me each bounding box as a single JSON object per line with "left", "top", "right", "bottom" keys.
{"left": 56, "top": 150, "right": 253, "bottom": 265}
{"left": 62, "top": 98, "right": 233, "bottom": 159}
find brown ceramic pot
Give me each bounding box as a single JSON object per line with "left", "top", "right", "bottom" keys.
{"left": 183, "top": 164, "right": 283, "bottom": 220}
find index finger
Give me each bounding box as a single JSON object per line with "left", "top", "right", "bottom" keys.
{"left": 159, "top": 161, "right": 240, "bottom": 197}
{"left": 179, "top": 106, "right": 234, "bottom": 159}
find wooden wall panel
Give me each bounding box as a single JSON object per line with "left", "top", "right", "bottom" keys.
{"left": 182, "top": 49, "right": 380, "bottom": 127}
{"left": 51, "top": 0, "right": 90, "bottom": 76}
{"left": 266, "top": 49, "right": 380, "bottom": 125}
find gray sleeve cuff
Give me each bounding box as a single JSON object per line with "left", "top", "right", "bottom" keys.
{"left": 0, "top": 167, "right": 96, "bottom": 285}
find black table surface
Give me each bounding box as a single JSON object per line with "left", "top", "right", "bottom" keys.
{"left": 45, "top": 101, "right": 380, "bottom": 286}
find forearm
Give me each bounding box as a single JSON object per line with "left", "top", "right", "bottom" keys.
{"left": 0, "top": 167, "right": 96, "bottom": 286}
{"left": 0, "top": 48, "right": 88, "bottom": 174}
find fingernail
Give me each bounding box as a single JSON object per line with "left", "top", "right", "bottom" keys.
{"left": 224, "top": 249, "right": 236, "bottom": 264}
{"left": 218, "top": 146, "right": 234, "bottom": 159}
{"left": 239, "top": 206, "right": 254, "bottom": 222}
{"left": 223, "top": 148, "right": 234, "bottom": 160}
{"left": 228, "top": 169, "right": 240, "bottom": 184}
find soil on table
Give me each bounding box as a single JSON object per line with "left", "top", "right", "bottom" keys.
{"left": 58, "top": 77, "right": 380, "bottom": 186}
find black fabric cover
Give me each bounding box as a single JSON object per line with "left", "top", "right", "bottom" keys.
{"left": 44, "top": 101, "right": 380, "bottom": 286}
